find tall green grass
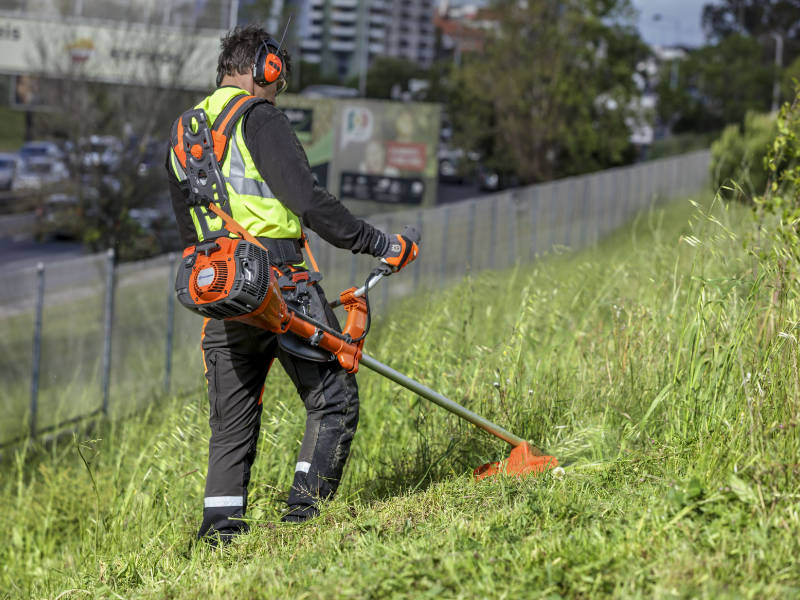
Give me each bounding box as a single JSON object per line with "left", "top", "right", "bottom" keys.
{"left": 2, "top": 195, "right": 799, "bottom": 598}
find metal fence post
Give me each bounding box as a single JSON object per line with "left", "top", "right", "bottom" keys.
{"left": 466, "top": 201, "right": 476, "bottom": 271}
{"left": 564, "top": 177, "right": 576, "bottom": 248}
{"left": 489, "top": 198, "right": 497, "bottom": 269}
{"left": 579, "top": 177, "right": 590, "bottom": 248}
{"left": 414, "top": 209, "right": 423, "bottom": 290}
{"left": 164, "top": 252, "right": 176, "bottom": 396}
{"left": 508, "top": 195, "right": 517, "bottom": 266}
{"left": 101, "top": 248, "right": 116, "bottom": 416}
{"left": 529, "top": 186, "right": 539, "bottom": 261}
{"left": 29, "top": 262, "right": 45, "bottom": 438}
{"left": 548, "top": 183, "right": 559, "bottom": 251}
{"left": 348, "top": 251, "right": 358, "bottom": 288}
{"left": 440, "top": 206, "right": 451, "bottom": 281}
{"left": 601, "top": 171, "right": 611, "bottom": 235}
{"left": 382, "top": 215, "right": 393, "bottom": 310}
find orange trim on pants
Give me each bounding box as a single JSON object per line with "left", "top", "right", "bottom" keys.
{"left": 201, "top": 318, "right": 211, "bottom": 378}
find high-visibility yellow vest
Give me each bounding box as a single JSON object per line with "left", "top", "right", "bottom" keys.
{"left": 169, "top": 86, "right": 302, "bottom": 242}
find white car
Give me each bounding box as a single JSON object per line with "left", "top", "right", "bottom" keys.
{"left": 12, "top": 157, "right": 70, "bottom": 191}
{"left": 0, "top": 153, "right": 20, "bottom": 190}
{"left": 79, "top": 135, "right": 122, "bottom": 173}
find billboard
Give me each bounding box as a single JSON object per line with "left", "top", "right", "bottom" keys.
{"left": 0, "top": 15, "right": 220, "bottom": 90}
{"left": 279, "top": 95, "right": 441, "bottom": 211}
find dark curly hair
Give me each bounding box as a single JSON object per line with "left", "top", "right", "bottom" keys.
{"left": 216, "top": 24, "right": 292, "bottom": 87}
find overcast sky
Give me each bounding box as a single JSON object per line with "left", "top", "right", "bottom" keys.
{"left": 631, "top": 0, "right": 707, "bottom": 47}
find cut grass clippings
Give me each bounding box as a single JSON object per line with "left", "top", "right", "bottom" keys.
{"left": 2, "top": 195, "right": 800, "bottom": 598}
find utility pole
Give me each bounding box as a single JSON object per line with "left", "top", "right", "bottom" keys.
{"left": 229, "top": 0, "right": 240, "bottom": 29}
{"left": 771, "top": 32, "right": 784, "bottom": 113}
{"left": 358, "top": 1, "right": 368, "bottom": 96}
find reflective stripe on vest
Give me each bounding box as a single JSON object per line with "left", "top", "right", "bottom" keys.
{"left": 169, "top": 87, "right": 302, "bottom": 242}
{"left": 227, "top": 126, "right": 274, "bottom": 198}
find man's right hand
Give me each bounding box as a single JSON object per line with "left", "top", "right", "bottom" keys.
{"left": 380, "top": 226, "right": 421, "bottom": 272}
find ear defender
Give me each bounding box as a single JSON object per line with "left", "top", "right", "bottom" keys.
{"left": 253, "top": 38, "right": 283, "bottom": 86}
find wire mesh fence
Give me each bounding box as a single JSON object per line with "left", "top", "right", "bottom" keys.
{"left": 0, "top": 150, "right": 710, "bottom": 446}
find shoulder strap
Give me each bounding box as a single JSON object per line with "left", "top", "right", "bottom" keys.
{"left": 210, "top": 95, "right": 267, "bottom": 166}
{"left": 170, "top": 94, "right": 267, "bottom": 171}
{"left": 169, "top": 94, "right": 269, "bottom": 243}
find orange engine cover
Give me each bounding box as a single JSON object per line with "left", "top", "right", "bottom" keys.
{"left": 175, "top": 237, "right": 287, "bottom": 332}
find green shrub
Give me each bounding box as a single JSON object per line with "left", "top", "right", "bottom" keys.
{"left": 709, "top": 111, "right": 777, "bottom": 200}
{"left": 753, "top": 86, "right": 800, "bottom": 262}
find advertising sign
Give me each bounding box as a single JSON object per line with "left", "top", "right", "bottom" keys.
{"left": 329, "top": 99, "right": 441, "bottom": 210}
{"left": 278, "top": 94, "right": 336, "bottom": 188}
{"left": 0, "top": 15, "right": 219, "bottom": 90}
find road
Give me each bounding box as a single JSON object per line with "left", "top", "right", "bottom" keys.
{"left": 0, "top": 238, "right": 85, "bottom": 273}
{"left": 0, "top": 180, "right": 488, "bottom": 274}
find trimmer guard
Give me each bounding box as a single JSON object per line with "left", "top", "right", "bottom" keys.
{"left": 473, "top": 442, "right": 558, "bottom": 480}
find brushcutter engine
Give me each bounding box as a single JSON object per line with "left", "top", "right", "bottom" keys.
{"left": 175, "top": 236, "right": 288, "bottom": 330}
{"left": 175, "top": 231, "right": 371, "bottom": 373}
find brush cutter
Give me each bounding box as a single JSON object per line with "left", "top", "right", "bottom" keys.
{"left": 173, "top": 108, "right": 558, "bottom": 479}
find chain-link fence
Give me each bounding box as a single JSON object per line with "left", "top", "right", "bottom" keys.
{"left": 0, "top": 150, "right": 710, "bottom": 446}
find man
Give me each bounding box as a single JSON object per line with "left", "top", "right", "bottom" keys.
{"left": 165, "top": 25, "right": 419, "bottom": 543}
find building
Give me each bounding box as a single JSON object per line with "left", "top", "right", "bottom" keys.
{"left": 432, "top": 0, "right": 494, "bottom": 63}
{"left": 6, "top": 0, "right": 238, "bottom": 30}
{"left": 294, "top": 0, "right": 436, "bottom": 80}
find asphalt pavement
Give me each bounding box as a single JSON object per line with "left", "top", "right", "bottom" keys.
{"left": 0, "top": 238, "right": 85, "bottom": 273}
{"left": 0, "top": 180, "right": 487, "bottom": 275}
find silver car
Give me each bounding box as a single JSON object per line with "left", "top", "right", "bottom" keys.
{"left": 12, "top": 156, "right": 70, "bottom": 191}
{"left": 0, "top": 153, "right": 20, "bottom": 190}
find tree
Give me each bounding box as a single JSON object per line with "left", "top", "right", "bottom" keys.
{"left": 702, "top": 1, "right": 800, "bottom": 63}
{"left": 25, "top": 20, "right": 211, "bottom": 260}
{"left": 656, "top": 34, "right": 773, "bottom": 133}
{"left": 345, "top": 57, "right": 427, "bottom": 100}
{"left": 448, "top": 0, "right": 647, "bottom": 184}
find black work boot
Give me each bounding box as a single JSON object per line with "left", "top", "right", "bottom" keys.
{"left": 281, "top": 504, "right": 320, "bottom": 523}
{"left": 197, "top": 507, "right": 248, "bottom": 545}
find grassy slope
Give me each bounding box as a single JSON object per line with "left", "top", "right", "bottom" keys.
{"left": 2, "top": 195, "right": 800, "bottom": 599}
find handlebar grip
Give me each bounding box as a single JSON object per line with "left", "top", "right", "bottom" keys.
{"left": 401, "top": 226, "right": 421, "bottom": 245}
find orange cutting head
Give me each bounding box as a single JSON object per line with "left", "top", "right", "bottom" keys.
{"left": 473, "top": 442, "right": 558, "bottom": 480}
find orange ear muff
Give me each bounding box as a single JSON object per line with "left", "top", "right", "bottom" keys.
{"left": 263, "top": 53, "right": 283, "bottom": 84}
{"left": 254, "top": 38, "right": 284, "bottom": 86}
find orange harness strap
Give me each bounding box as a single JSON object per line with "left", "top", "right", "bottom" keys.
{"left": 301, "top": 232, "right": 321, "bottom": 273}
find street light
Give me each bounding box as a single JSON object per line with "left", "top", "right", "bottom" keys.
{"left": 771, "top": 32, "right": 784, "bottom": 112}
{"left": 653, "top": 14, "right": 682, "bottom": 91}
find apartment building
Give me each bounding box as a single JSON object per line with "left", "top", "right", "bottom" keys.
{"left": 295, "top": 0, "right": 435, "bottom": 80}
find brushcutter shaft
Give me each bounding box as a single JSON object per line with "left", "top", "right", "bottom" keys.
{"left": 359, "top": 353, "right": 525, "bottom": 447}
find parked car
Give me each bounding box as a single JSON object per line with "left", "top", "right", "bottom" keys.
{"left": 438, "top": 145, "right": 480, "bottom": 184}
{"left": 476, "top": 164, "right": 519, "bottom": 192}
{"left": 0, "top": 153, "right": 20, "bottom": 190}
{"left": 35, "top": 193, "right": 81, "bottom": 240}
{"left": 18, "top": 141, "right": 64, "bottom": 164}
{"left": 136, "top": 139, "right": 166, "bottom": 177}
{"left": 78, "top": 135, "right": 122, "bottom": 173}
{"left": 12, "top": 157, "right": 70, "bottom": 191}
{"left": 300, "top": 85, "right": 359, "bottom": 98}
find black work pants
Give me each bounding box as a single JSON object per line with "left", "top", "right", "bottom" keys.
{"left": 197, "top": 294, "right": 359, "bottom": 538}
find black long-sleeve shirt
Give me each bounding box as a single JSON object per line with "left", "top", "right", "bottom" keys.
{"left": 167, "top": 94, "right": 386, "bottom": 255}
